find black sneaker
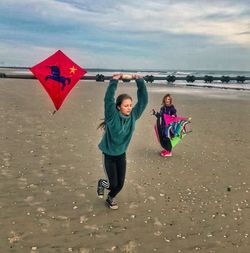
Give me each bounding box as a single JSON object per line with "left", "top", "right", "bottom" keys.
{"left": 97, "top": 179, "right": 104, "bottom": 198}
{"left": 106, "top": 196, "right": 118, "bottom": 210}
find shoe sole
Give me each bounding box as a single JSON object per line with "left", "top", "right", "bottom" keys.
{"left": 106, "top": 201, "right": 119, "bottom": 210}
{"left": 106, "top": 203, "right": 118, "bottom": 210}
{"left": 160, "top": 153, "right": 172, "bottom": 157}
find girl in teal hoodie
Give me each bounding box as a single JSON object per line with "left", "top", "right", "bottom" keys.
{"left": 97, "top": 73, "right": 148, "bottom": 209}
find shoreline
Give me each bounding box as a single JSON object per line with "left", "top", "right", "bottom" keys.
{"left": 1, "top": 67, "right": 250, "bottom": 91}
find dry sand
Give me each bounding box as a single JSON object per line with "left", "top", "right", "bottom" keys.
{"left": 0, "top": 79, "right": 250, "bottom": 253}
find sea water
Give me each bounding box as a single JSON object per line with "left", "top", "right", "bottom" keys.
{"left": 1, "top": 67, "right": 250, "bottom": 90}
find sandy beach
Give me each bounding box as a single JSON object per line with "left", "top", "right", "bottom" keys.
{"left": 0, "top": 79, "right": 250, "bottom": 253}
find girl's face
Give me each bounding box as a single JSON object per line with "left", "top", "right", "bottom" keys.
{"left": 164, "top": 96, "right": 171, "bottom": 106}
{"left": 118, "top": 98, "right": 132, "bottom": 116}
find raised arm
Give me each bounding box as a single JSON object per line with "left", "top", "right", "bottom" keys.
{"left": 132, "top": 76, "right": 148, "bottom": 119}
{"left": 104, "top": 77, "right": 119, "bottom": 122}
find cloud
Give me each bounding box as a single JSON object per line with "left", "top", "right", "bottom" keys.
{"left": 0, "top": 38, "right": 153, "bottom": 69}
{"left": 0, "top": 0, "right": 250, "bottom": 69}
{"left": 1, "top": 0, "right": 250, "bottom": 47}
{"left": 97, "top": 0, "right": 250, "bottom": 47}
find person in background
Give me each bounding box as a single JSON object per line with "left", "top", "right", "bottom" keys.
{"left": 152, "top": 94, "right": 177, "bottom": 157}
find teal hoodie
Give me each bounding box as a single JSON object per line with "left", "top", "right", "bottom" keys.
{"left": 98, "top": 78, "right": 148, "bottom": 156}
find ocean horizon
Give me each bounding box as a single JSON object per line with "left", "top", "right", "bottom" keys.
{"left": 1, "top": 66, "right": 250, "bottom": 76}
{"left": 1, "top": 66, "right": 250, "bottom": 90}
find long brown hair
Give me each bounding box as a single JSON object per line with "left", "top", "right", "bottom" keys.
{"left": 162, "top": 94, "right": 173, "bottom": 105}
{"left": 97, "top": 93, "right": 132, "bottom": 130}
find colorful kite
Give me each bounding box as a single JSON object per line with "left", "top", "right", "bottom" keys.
{"left": 154, "top": 114, "right": 192, "bottom": 151}
{"left": 30, "top": 50, "right": 86, "bottom": 111}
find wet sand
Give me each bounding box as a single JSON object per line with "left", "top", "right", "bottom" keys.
{"left": 0, "top": 79, "right": 250, "bottom": 253}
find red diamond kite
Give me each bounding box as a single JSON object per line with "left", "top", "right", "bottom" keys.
{"left": 30, "top": 50, "right": 86, "bottom": 110}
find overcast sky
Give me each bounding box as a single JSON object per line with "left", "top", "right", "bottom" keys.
{"left": 0, "top": 0, "right": 250, "bottom": 71}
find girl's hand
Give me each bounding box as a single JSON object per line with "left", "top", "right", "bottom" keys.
{"left": 112, "top": 73, "right": 122, "bottom": 80}
{"left": 121, "top": 74, "right": 142, "bottom": 79}
{"left": 132, "top": 74, "right": 142, "bottom": 79}
{"left": 121, "top": 74, "right": 132, "bottom": 79}
{"left": 112, "top": 73, "right": 142, "bottom": 80}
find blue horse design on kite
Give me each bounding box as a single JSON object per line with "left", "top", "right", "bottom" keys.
{"left": 45, "top": 66, "right": 71, "bottom": 91}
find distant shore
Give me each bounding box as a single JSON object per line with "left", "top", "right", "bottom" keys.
{"left": 1, "top": 67, "right": 250, "bottom": 91}
{"left": 1, "top": 66, "right": 250, "bottom": 74}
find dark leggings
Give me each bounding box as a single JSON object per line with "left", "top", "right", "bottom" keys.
{"left": 156, "top": 117, "right": 172, "bottom": 152}
{"left": 102, "top": 153, "right": 126, "bottom": 198}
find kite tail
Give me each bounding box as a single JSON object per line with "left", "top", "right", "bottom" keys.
{"left": 160, "top": 115, "right": 192, "bottom": 149}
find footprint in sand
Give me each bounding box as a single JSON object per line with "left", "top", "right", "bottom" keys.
{"left": 78, "top": 193, "right": 86, "bottom": 198}
{"left": 2, "top": 153, "right": 11, "bottom": 176}
{"left": 24, "top": 196, "right": 34, "bottom": 203}
{"left": 38, "top": 218, "right": 50, "bottom": 232}
{"left": 120, "top": 240, "right": 138, "bottom": 253}
{"left": 18, "top": 177, "right": 28, "bottom": 189}
{"left": 135, "top": 183, "right": 146, "bottom": 197}
{"left": 129, "top": 202, "right": 139, "bottom": 209}
{"left": 24, "top": 196, "right": 41, "bottom": 206}
{"left": 79, "top": 248, "right": 90, "bottom": 253}
{"left": 37, "top": 207, "right": 46, "bottom": 214}
{"left": 57, "top": 177, "right": 67, "bottom": 186}
{"left": 3, "top": 157, "right": 11, "bottom": 167}
{"left": 1, "top": 168, "right": 11, "bottom": 177}
{"left": 8, "top": 231, "right": 21, "bottom": 244}
{"left": 84, "top": 224, "right": 99, "bottom": 231}
{"left": 44, "top": 190, "right": 52, "bottom": 195}
{"left": 154, "top": 217, "right": 163, "bottom": 227}
{"left": 80, "top": 215, "right": 88, "bottom": 224}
